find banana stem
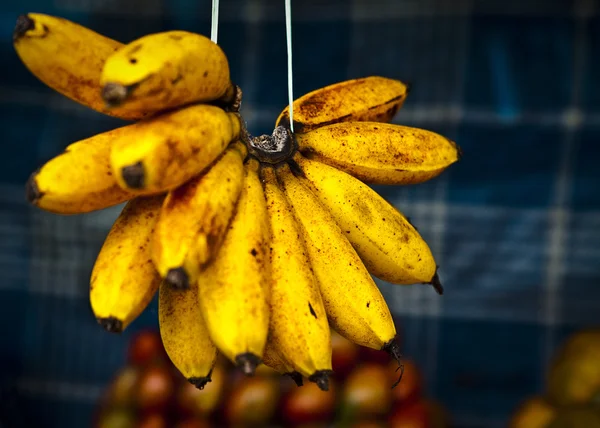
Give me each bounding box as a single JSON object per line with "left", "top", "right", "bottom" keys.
{"left": 246, "top": 125, "right": 297, "bottom": 165}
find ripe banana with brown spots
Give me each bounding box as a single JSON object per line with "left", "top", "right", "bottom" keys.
{"left": 100, "top": 30, "right": 237, "bottom": 115}
{"left": 25, "top": 126, "right": 136, "bottom": 214}
{"left": 197, "top": 158, "right": 270, "bottom": 375}
{"left": 13, "top": 13, "right": 143, "bottom": 120}
{"left": 294, "top": 155, "right": 441, "bottom": 291}
{"left": 90, "top": 195, "right": 164, "bottom": 333}
{"left": 276, "top": 76, "right": 409, "bottom": 133}
{"left": 152, "top": 142, "right": 246, "bottom": 289}
{"left": 262, "top": 166, "right": 332, "bottom": 390}
{"left": 295, "top": 121, "right": 461, "bottom": 185}
{"left": 159, "top": 282, "right": 218, "bottom": 389}
{"left": 109, "top": 104, "right": 241, "bottom": 194}
{"left": 261, "top": 339, "right": 304, "bottom": 387}
{"left": 277, "top": 164, "right": 401, "bottom": 354}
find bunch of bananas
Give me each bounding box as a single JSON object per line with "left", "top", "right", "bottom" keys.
{"left": 14, "top": 13, "right": 461, "bottom": 392}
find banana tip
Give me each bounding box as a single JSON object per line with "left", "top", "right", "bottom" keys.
{"left": 308, "top": 370, "right": 332, "bottom": 391}
{"left": 455, "top": 142, "right": 464, "bottom": 160}
{"left": 188, "top": 375, "right": 212, "bottom": 390}
{"left": 25, "top": 172, "right": 42, "bottom": 204}
{"left": 121, "top": 162, "right": 145, "bottom": 190}
{"left": 430, "top": 271, "right": 444, "bottom": 295}
{"left": 382, "top": 335, "right": 404, "bottom": 389}
{"left": 165, "top": 267, "right": 190, "bottom": 290}
{"left": 235, "top": 353, "right": 260, "bottom": 376}
{"left": 13, "top": 14, "right": 34, "bottom": 42}
{"left": 287, "top": 372, "right": 304, "bottom": 387}
{"left": 98, "top": 317, "right": 123, "bottom": 333}
{"left": 102, "top": 83, "right": 129, "bottom": 107}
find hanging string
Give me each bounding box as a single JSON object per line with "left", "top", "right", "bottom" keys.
{"left": 211, "top": 0, "right": 220, "bottom": 43}
{"left": 285, "top": 0, "right": 294, "bottom": 132}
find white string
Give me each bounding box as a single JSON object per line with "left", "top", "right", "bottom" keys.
{"left": 285, "top": 0, "right": 294, "bottom": 132}
{"left": 211, "top": 0, "right": 219, "bottom": 43}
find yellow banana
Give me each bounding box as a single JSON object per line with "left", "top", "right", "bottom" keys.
{"left": 276, "top": 76, "right": 409, "bottom": 133}
{"left": 198, "top": 158, "right": 270, "bottom": 375}
{"left": 262, "top": 166, "right": 332, "bottom": 390}
{"left": 13, "top": 13, "right": 143, "bottom": 120}
{"left": 277, "top": 164, "right": 401, "bottom": 355}
{"left": 296, "top": 122, "right": 461, "bottom": 185}
{"left": 101, "top": 30, "right": 236, "bottom": 115}
{"left": 295, "top": 155, "right": 441, "bottom": 291}
{"left": 159, "top": 283, "right": 218, "bottom": 388}
{"left": 109, "top": 104, "right": 241, "bottom": 193}
{"left": 26, "top": 127, "right": 136, "bottom": 214}
{"left": 90, "top": 195, "right": 164, "bottom": 333}
{"left": 261, "top": 339, "right": 304, "bottom": 387}
{"left": 152, "top": 142, "right": 246, "bottom": 289}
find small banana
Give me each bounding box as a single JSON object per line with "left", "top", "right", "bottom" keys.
{"left": 262, "top": 166, "right": 332, "bottom": 391}
{"left": 261, "top": 339, "right": 304, "bottom": 387}
{"left": 152, "top": 142, "right": 246, "bottom": 289}
{"left": 295, "top": 155, "right": 441, "bottom": 291}
{"left": 25, "top": 127, "right": 136, "bottom": 214}
{"left": 276, "top": 76, "right": 409, "bottom": 133}
{"left": 13, "top": 13, "right": 143, "bottom": 120}
{"left": 90, "top": 195, "right": 164, "bottom": 333}
{"left": 296, "top": 121, "right": 461, "bottom": 185}
{"left": 159, "top": 283, "right": 218, "bottom": 389}
{"left": 101, "top": 30, "right": 236, "bottom": 115}
{"left": 109, "top": 104, "right": 241, "bottom": 193}
{"left": 278, "top": 164, "right": 400, "bottom": 353}
{"left": 198, "top": 158, "right": 270, "bottom": 375}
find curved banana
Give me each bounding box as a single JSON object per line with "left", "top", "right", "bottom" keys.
{"left": 101, "top": 30, "right": 236, "bottom": 115}
{"left": 295, "top": 155, "right": 441, "bottom": 291}
{"left": 152, "top": 142, "right": 246, "bottom": 289}
{"left": 262, "top": 166, "right": 332, "bottom": 391}
{"left": 296, "top": 121, "right": 461, "bottom": 185}
{"left": 109, "top": 104, "right": 241, "bottom": 193}
{"left": 198, "top": 158, "right": 270, "bottom": 375}
{"left": 261, "top": 339, "right": 303, "bottom": 387}
{"left": 13, "top": 13, "right": 143, "bottom": 120}
{"left": 159, "top": 283, "right": 218, "bottom": 389}
{"left": 278, "top": 164, "right": 400, "bottom": 353}
{"left": 276, "top": 76, "right": 409, "bottom": 133}
{"left": 26, "top": 127, "right": 136, "bottom": 214}
{"left": 90, "top": 195, "right": 164, "bottom": 333}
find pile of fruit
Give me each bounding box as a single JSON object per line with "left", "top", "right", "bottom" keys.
{"left": 509, "top": 329, "right": 600, "bottom": 428}
{"left": 96, "top": 329, "right": 450, "bottom": 428}
{"left": 13, "top": 13, "right": 461, "bottom": 392}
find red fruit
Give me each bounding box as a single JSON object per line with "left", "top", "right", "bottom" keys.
{"left": 96, "top": 408, "right": 136, "bottom": 428}
{"left": 174, "top": 419, "right": 212, "bottom": 428}
{"left": 176, "top": 363, "right": 226, "bottom": 417}
{"left": 342, "top": 363, "right": 393, "bottom": 418}
{"left": 331, "top": 331, "right": 360, "bottom": 379}
{"left": 224, "top": 375, "right": 280, "bottom": 426}
{"left": 282, "top": 379, "right": 337, "bottom": 425}
{"left": 136, "top": 365, "right": 175, "bottom": 413}
{"left": 389, "top": 400, "right": 429, "bottom": 428}
{"left": 137, "top": 413, "right": 167, "bottom": 428}
{"left": 388, "top": 359, "right": 422, "bottom": 404}
{"left": 103, "top": 366, "right": 141, "bottom": 409}
{"left": 128, "top": 330, "right": 166, "bottom": 367}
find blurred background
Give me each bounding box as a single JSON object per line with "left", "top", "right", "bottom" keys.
{"left": 1, "top": 0, "right": 599, "bottom": 427}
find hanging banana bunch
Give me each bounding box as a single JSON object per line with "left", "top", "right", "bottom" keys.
{"left": 13, "top": 13, "right": 461, "bottom": 391}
